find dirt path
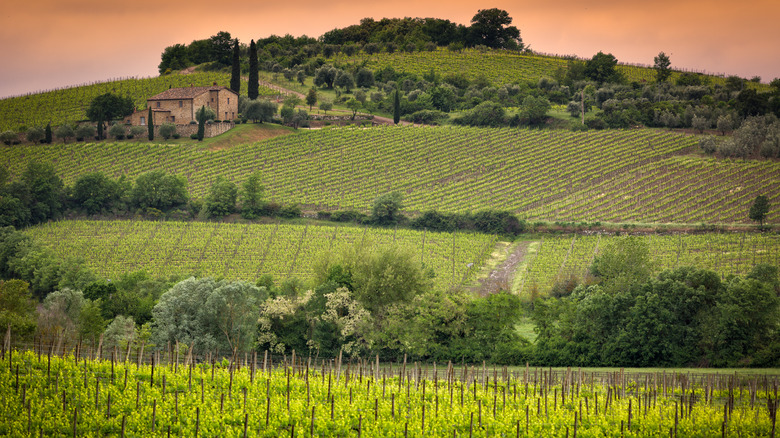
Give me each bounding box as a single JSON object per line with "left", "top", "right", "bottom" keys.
{"left": 472, "top": 241, "right": 529, "bottom": 296}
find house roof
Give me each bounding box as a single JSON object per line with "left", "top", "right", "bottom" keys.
{"left": 148, "top": 85, "right": 237, "bottom": 101}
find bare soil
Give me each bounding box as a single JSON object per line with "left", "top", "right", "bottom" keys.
{"left": 472, "top": 242, "right": 528, "bottom": 296}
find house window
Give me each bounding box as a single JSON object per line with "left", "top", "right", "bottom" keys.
{"left": 225, "top": 112, "right": 228, "bottom": 119}
{"left": 227, "top": 98, "right": 230, "bottom": 104}
{"left": 171, "top": 116, "right": 175, "bottom": 122}
{"left": 156, "top": 102, "right": 160, "bottom": 108}
{"left": 211, "top": 98, "right": 214, "bottom": 102}
{"left": 140, "top": 117, "right": 146, "bottom": 126}
{"left": 179, "top": 100, "right": 183, "bottom": 108}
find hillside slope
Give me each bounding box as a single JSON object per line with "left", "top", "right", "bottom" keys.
{"left": 3, "top": 125, "right": 776, "bottom": 224}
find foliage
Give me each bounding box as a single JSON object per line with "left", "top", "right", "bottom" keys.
{"left": 204, "top": 176, "right": 237, "bottom": 218}
{"left": 371, "top": 191, "right": 403, "bottom": 225}
{"left": 230, "top": 39, "right": 240, "bottom": 94}
{"left": 243, "top": 99, "right": 277, "bottom": 123}
{"left": 453, "top": 101, "right": 506, "bottom": 126}
{"left": 653, "top": 51, "right": 672, "bottom": 82}
{"left": 519, "top": 95, "right": 551, "bottom": 125}
{"left": 585, "top": 52, "right": 622, "bottom": 85}
{"left": 248, "top": 40, "right": 259, "bottom": 100}
{"left": 305, "top": 88, "right": 317, "bottom": 110}
{"left": 158, "top": 123, "right": 177, "bottom": 140}
{"left": 468, "top": 8, "right": 522, "bottom": 50}
{"left": 25, "top": 126, "right": 44, "bottom": 144}
{"left": 152, "top": 277, "right": 263, "bottom": 353}
{"left": 393, "top": 89, "right": 400, "bottom": 124}
{"left": 71, "top": 172, "right": 126, "bottom": 215}
{"left": 0, "top": 279, "right": 36, "bottom": 339}
{"left": 130, "top": 170, "right": 188, "bottom": 212}
{"left": 749, "top": 194, "right": 769, "bottom": 226}
{"left": 86, "top": 93, "right": 134, "bottom": 139}
{"left": 239, "top": 172, "right": 264, "bottom": 219}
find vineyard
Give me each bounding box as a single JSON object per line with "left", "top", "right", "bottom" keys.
{"left": 24, "top": 220, "right": 498, "bottom": 290}
{"left": 515, "top": 233, "right": 780, "bottom": 296}
{"left": 334, "top": 48, "right": 761, "bottom": 89}
{"left": 1, "top": 348, "right": 777, "bottom": 437}
{"left": 3, "top": 125, "right": 778, "bottom": 224}
{"left": 0, "top": 73, "right": 276, "bottom": 131}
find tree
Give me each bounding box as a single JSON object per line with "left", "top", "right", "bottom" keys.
{"left": 306, "top": 88, "right": 318, "bottom": 110}
{"left": 209, "top": 31, "right": 233, "bottom": 66}
{"left": 244, "top": 99, "right": 277, "bottom": 123}
{"left": 205, "top": 176, "right": 237, "bottom": 218}
{"left": 71, "top": 172, "right": 121, "bottom": 215}
{"left": 296, "top": 70, "right": 305, "bottom": 86}
{"left": 230, "top": 39, "right": 241, "bottom": 95}
{"left": 0, "top": 130, "right": 16, "bottom": 145}
{"left": 44, "top": 122, "right": 52, "bottom": 144}
{"left": 78, "top": 299, "right": 106, "bottom": 346}
{"left": 749, "top": 195, "right": 769, "bottom": 226}
{"left": 54, "top": 124, "right": 74, "bottom": 143}
{"left": 590, "top": 236, "right": 653, "bottom": 287}
{"left": 248, "top": 40, "right": 259, "bottom": 100}
{"left": 147, "top": 107, "right": 154, "bottom": 141}
{"left": 0, "top": 280, "right": 37, "bottom": 339}
{"left": 585, "top": 52, "right": 621, "bottom": 85}
{"left": 76, "top": 124, "right": 95, "bottom": 142}
{"left": 335, "top": 71, "right": 354, "bottom": 92}
{"left": 109, "top": 123, "right": 126, "bottom": 139}
{"left": 355, "top": 68, "right": 375, "bottom": 88}
{"left": 158, "top": 123, "right": 177, "bottom": 140}
{"left": 468, "top": 8, "right": 522, "bottom": 49}
{"left": 393, "top": 89, "right": 400, "bottom": 124}
{"left": 86, "top": 93, "right": 134, "bottom": 140}
{"left": 520, "top": 95, "right": 551, "bottom": 125}
{"left": 314, "top": 65, "right": 338, "bottom": 89}
{"left": 130, "top": 170, "right": 188, "bottom": 211}
{"left": 21, "top": 161, "right": 65, "bottom": 224}
{"left": 152, "top": 277, "right": 263, "bottom": 353}
{"left": 654, "top": 52, "right": 672, "bottom": 83}
{"left": 25, "top": 126, "right": 44, "bottom": 144}
{"left": 319, "top": 100, "right": 333, "bottom": 115}
{"left": 346, "top": 98, "right": 361, "bottom": 120}
{"left": 371, "top": 191, "right": 403, "bottom": 225}
{"left": 240, "top": 172, "right": 264, "bottom": 219}
{"left": 195, "top": 105, "right": 214, "bottom": 141}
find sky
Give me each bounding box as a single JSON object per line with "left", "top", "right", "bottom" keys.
{"left": 1, "top": 0, "right": 778, "bottom": 98}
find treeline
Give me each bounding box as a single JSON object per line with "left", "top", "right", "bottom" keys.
{"left": 0, "top": 163, "right": 303, "bottom": 229}
{"left": 2, "top": 227, "right": 778, "bottom": 367}
{"left": 532, "top": 237, "right": 780, "bottom": 367}
{"left": 158, "top": 9, "right": 522, "bottom": 74}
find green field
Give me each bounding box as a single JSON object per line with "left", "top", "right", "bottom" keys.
{"left": 3, "top": 125, "right": 778, "bottom": 224}
{"left": 0, "top": 72, "right": 277, "bottom": 131}
{"left": 25, "top": 220, "right": 497, "bottom": 290}
{"left": 2, "top": 349, "right": 775, "bottom": 437}
{"left": 514, "top": 233, "right": 780, "bottom": 296}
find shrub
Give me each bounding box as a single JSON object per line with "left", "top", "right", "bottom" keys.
{"left": 75, "top": 125, "right": 96, "bottom": 142}
{"left": 108, "top": 123, "right": 126, "bottom": 140}
{"left": 190, "top": 133, "right": 199, "bottom": 140}
{"left": 158, "top": 123, "right": 177, "bottom": 140}
{"left": 129, "top": 126, "right": 146, "bottom": 139}
{"left": 0, "top": 130, "right": 17, "bottom": 145}
{"left": 278, "top": 204, "right": 301, "bottom": 219}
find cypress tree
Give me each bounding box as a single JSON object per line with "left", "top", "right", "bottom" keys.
{"left": 44, "top": 122, "right": 52, "bottom": 144}
{"left": 248, "top": 40, "right": 259, "bottom": 100}
{"left": 230, "top": 39, "right": 241, "bottom": 94}
{"left": 393, "top": 89, "right": 400, "bottom": 124}
{"left": 197, "top": 106, "right": 206, "bottom": 141}
{"left": 97, "top": 119, "right": 104, "bottom": 140}
{"left": 147, "top": 107, "right": 154, "bottom": 141}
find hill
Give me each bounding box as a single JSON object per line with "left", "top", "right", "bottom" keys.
{"left": 2, "top": 125, "right": 777, "bottom": 224}
{"left": 0, "top": 72, "right": 277, "bottom": 132}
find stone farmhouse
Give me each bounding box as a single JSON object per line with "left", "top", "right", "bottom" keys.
{"left": 124, "top": 83, "right": 239, "bottom": 126}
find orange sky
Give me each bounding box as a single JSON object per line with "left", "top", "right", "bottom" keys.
{"left": 1, "top": 0, "right": 778, "bottom": 98}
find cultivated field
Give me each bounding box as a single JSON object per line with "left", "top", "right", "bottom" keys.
{"left": 25, "top": 220, "right": 498, "bottom": 290}
{"left": 1, "top": 349, "right": 776, "bottom": 437}
{"left": 335, "top": 48, "right": 762, "bottom": 89}
{"left": 3, "top": 125, "right": 777, "bottom": 224}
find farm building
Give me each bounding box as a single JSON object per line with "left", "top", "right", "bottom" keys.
{"left": 124, "top": 83, "right": 238, "bottom": 126}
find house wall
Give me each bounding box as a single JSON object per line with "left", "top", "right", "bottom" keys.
{"left": 148, "top": 99, "right": 194, "bottom": 124}
{"left": 194, "top": 89, "right": 238, "bottom": 121}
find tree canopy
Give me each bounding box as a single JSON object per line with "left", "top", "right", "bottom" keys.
{"left": 469, "top": 8, "right": 522, "bottom": 49}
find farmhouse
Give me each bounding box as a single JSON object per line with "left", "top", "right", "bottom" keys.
{"left": 124, "top": 83, "right": 238, "bottom": 126}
